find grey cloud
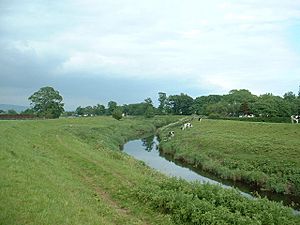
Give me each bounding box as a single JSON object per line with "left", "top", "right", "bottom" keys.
{"left": 0, "top": 0, "right": 299, "bottom": 109}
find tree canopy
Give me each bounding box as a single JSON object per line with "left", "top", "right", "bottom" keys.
{"left": 167, "top": 93, "right": 194, "bottom": 115}
{"left": 70, "top": 88, "right": 299, "bottom": 121}
{"left": 28, "top": 86, "right": 64, "bottom": 118}
{"left": 107, "top": 101, "right": 117, "bottom": 115}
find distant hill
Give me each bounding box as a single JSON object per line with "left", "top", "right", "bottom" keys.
{"left": 0, "top": 104, "right": 28, "bottom": 113}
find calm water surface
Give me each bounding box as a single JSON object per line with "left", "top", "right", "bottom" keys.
{"left": 122, "top": 135, "right": 300, "bottom": 212}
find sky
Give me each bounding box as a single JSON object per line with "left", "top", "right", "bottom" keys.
{"left": 0, "top": 0, "right": 300, "bottom": 110}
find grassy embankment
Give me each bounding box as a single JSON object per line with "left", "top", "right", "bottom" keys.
{"left": 1, "top": 116, "right": 299, "bottom": 225}
{"left": 159, "top": 119, "right": 300, "bottom": 196}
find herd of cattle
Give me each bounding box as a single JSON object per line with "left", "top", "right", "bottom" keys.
{"left": 166, "top": 117, "right": 202, "bottom": 140}
{"left": 166, "top": 115, "right": 300, "bottom": 140}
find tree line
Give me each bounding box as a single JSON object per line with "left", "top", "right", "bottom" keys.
{"left": 72, "top": 89, "right": 300, "bottom": 119}
{"left": 13, "top": 86, "right": 299, "bottom": 119}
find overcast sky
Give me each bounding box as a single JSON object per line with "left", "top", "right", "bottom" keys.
{"left": 1, "top": 0, "right": 300, "bottom": 110}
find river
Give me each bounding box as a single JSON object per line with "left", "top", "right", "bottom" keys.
{"left": 121, "top": 135, "right": 300, "bottom": 211}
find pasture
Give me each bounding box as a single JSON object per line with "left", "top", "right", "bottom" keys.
{"left": 159, "top": 119, "right": 300, "bottom": 196}
{"left": 1, "top": 116, "right": 299, "bottom": 225}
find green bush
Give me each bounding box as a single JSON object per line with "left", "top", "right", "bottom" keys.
{"left": 208, "top": 113, "right": 221, "bottom": 119}
{"left": 144, "top": 106, "right": 155, "bottom": 118}
{"left": 112, "top": 108, "right": 123, "bottom": 120}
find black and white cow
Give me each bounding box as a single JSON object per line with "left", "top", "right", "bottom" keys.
{"left": 291, "top": 115, "right": 300, "bottom": 124}
{"left": 168, "top": 131, "right": 175, "bottom": 137}
{"left": 164, "top": 131, "right": 175, "bottom": 141}
{"left": 181, "top": 123, "right": 193, "bottom": 130}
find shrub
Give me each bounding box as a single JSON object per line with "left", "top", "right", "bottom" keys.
{"left": 208, "top": 113, "right": 221, "bottom": 119}
{"left": 144, "top": 106, "right": 155, "bottom": 118}
{"left": 112, "top": 108, "right": 123, "bottom": 120}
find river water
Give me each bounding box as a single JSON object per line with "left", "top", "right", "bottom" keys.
{"left": 121, "top": 135, "right": 300, "bottom": 211}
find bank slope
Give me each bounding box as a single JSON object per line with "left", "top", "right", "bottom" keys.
{"left": 0, "top": 116, "right": 299, "bottom": 225}
{"left": 159, "top": 119, "right": 300, "bottom": 197}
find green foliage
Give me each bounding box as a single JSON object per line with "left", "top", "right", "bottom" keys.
{"left": 158, "top": 92, "right": 167, "bottom": 114}
{"left": 28, "top": 86, "right": 64, "bottom": 119}
{"left": 21, "top": 108, "right": 35, "bottom": 115}
{"left": 284, "top": 91, "right": 296, "bottom": 101}
{"left": 144, "top": 98, "right": 155, "bottom": 118}
{"left": 192, "top": 89, "right": 298, "bottom": 119}
{"left": 75, "top": 104, "right": 106, "bottom": 116}
{"left": 122, "top": 102, "right": 148, "bottom": 115}
{"left": 225, "top": 89, "right": 257, "bottom": 104}
{"left": 112, "top": 107, "right": 123, "bottom": 120}
{"left": 296, "top": 98, "right": 300, "bottom": 114}
{"left": 208, "top": 113, "right": 221, "bottom": 119}
{"left": 74, "top": 88, "right": 300, "bottom": 119}
{"left": 107, "top": 101, "right": 117, "bottom": 115}
{"left": 214, "top": 116, "right": 291, "bottom": 123}
{"left": 61, "top": 111, "right": 75, "bottom": 117}
{"left": 7, "top": 109, "right": 18, "bottom": 115}
{"left": 240, "top": 101, "right": 250, "bottom": 114}
{"left": 93, "top": 104, "right": 106, "bottom": 115}
{"left": 75, "top": 106, "right": 85, "bottom": 116}
{"left": 252, "top": 94, "right": 290, "bottom": 117}
{"left": 121, "top": 98, "right": 156, "bottom": 117}
{"left": 206, "top": 101, "right": 228, "bottom": 116}
{"left": 193, "top": 95, "right": 223, "bottom": 115}
{"left": 167, "top": 93, "right": 194, "bottom": 115}
{"left": 144, "top": 106, "right": 155, "bottom": 118}
{"left": 144, "top": 97, "right": 153, "bottom": 105}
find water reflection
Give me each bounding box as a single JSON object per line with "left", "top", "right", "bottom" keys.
{"left": 141, "top": 135, "right": 155, "bottom": 152}
{"left": 123, "top": 136, "right": 245, "bottom": 192}
{"left": 122, "top": 135, "right": 300, "bottom": 211}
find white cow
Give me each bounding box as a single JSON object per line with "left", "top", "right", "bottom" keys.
{"left": 181, "top": 123, "right": 193, "bottom": 130}
{"left": 291, "top": 115, "right": 300, "bottom": 124}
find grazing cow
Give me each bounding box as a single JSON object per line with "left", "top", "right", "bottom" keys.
{"left": 198, "top": 117, "right": 203, "bottom": 122}
{"left": 291, "top": 115, "right": 300, "bottom": 124}
{"left": 168, "top": 131, "right": 175, "bottom": 138}
{"left": 164, "top": 131, "right": 175, "bottom": 141}
{"left": 181, "top": 123, "right": 193, "bottom": 130}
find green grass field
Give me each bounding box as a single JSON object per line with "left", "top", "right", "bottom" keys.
{"left": 1, "top": 116, "right": 299, "bottom": 225}
{"left": 159, "top": 119, "right": 300, "bottom": 196}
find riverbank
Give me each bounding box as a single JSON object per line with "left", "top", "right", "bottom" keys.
{"left": 0, "top": 116, "right": 179, "bottom": 225}
{"left": 1, "top": 116, "right": 299, "bottom": 224}
{"left": 158, "top": 119, "right": 300, "bottom": 198}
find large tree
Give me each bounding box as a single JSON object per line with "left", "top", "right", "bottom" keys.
{"left": 225, "top": 89, "right": 256, "bottom": 104}
{"left": 107, "top": 101, "right": 117, "bottom": 115}
{"left": 167, "top": 93, "right": 194, "bottom": 115}
{"left": 29, "top": 86, "right": 64, "bottom": 118}
{"left": 93, "top": 104, "right": 106, "bottom": 115}
{"left": 144, "top": 98, "right": 155, "bottom": 118}
{"left": 75, "top": 106, "right": 85, "bottom": 116}
{"left": 158, "top": 92, "right": 167, "bottom": 114}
